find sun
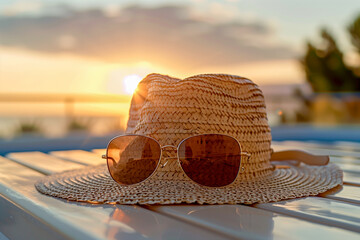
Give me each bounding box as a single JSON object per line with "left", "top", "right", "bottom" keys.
{"left": 123, "top": 74, "right": 142, "bottom": 94}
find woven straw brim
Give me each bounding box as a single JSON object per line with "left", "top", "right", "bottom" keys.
{"left": 35, "top": 163, "right": 342, "bottom": 205}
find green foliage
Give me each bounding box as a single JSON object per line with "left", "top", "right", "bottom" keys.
{"left": 16, "top": 121, "right": 42, "bottom": 135}
{"left": 67, "top": 118, "right": 91, "bottom": 132}
{"left": 301, "top": 15, "right": 360, "bottom": 92}
{"left": 348, "top": 15, "right": 360, "bottom": 53}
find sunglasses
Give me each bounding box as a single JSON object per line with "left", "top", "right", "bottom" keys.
{"left": 102, "top": 134, "right": 251, "bottom": 187}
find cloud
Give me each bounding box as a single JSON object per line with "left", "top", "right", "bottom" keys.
{"left": 0, "top": 5, "right": 296, "bottom": 70}
{"left": 0, "top": 1, "right": 43, "bottom": 16}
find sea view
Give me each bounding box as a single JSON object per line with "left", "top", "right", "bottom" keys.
{"left": 0, "top": 83, "right": 308, "bottom": 139}
{"left": 0, "top": 1, "right": 359, "bottom": 152}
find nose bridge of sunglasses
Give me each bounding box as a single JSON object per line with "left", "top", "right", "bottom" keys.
{"left": 159, "top": 145, "right": 178, "bottom": 168}
{"left": 161, "top": 145, "right": 177, "bottom": 150}
{"left": 161, "top": 145, "right": 178, "bottom": 156}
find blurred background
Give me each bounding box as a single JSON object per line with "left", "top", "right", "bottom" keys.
{"left": 1, "top": 0, "right": 360, "bottom": 153}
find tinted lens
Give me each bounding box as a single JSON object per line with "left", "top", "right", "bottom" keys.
{"left": 178, "top": 134, "right": 241, "bottom": 187}
{"left": 106, "top": 135, "right": 161, "bottom": 185}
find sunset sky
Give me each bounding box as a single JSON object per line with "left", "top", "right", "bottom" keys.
{"left": 1, "top": 0, "right": 360, "bottom": 114}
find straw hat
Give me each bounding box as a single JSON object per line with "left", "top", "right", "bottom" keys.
{"left": 35, "top": 73, "right": 343, "bottom": 204}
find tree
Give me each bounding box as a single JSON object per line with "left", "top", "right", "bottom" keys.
{"left": 301, "top": 15, "right": 360, "bottom": 92}
{"left": 348, "top": 15, "right": 360, "bottom": 53}
{"left": 347, "top": 15, "right": 360, "bottom": 90}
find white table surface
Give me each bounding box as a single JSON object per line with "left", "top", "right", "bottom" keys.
{"left": 1, "top": 141, "right": 360, "bottom": 240}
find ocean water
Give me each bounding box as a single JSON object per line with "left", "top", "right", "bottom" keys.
{"left": 0, "top": 84, "right": 308, "bottom": 139}
{"left": 0, "top": 98, "right": 301, "bottom": 139}
{"left": 0, "top": 115, "right": 127, "bottom": 139}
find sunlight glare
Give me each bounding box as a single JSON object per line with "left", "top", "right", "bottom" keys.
{"left": 123, "top": 74, "right": 142, "bottom": 94}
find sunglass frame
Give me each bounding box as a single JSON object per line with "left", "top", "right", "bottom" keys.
{"left": 104, "top": 133, "right": 249, "bottom": 188}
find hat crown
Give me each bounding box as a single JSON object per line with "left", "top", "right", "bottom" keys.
{"left": 126, "top": 73, "right": 273, "bottom": 177}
